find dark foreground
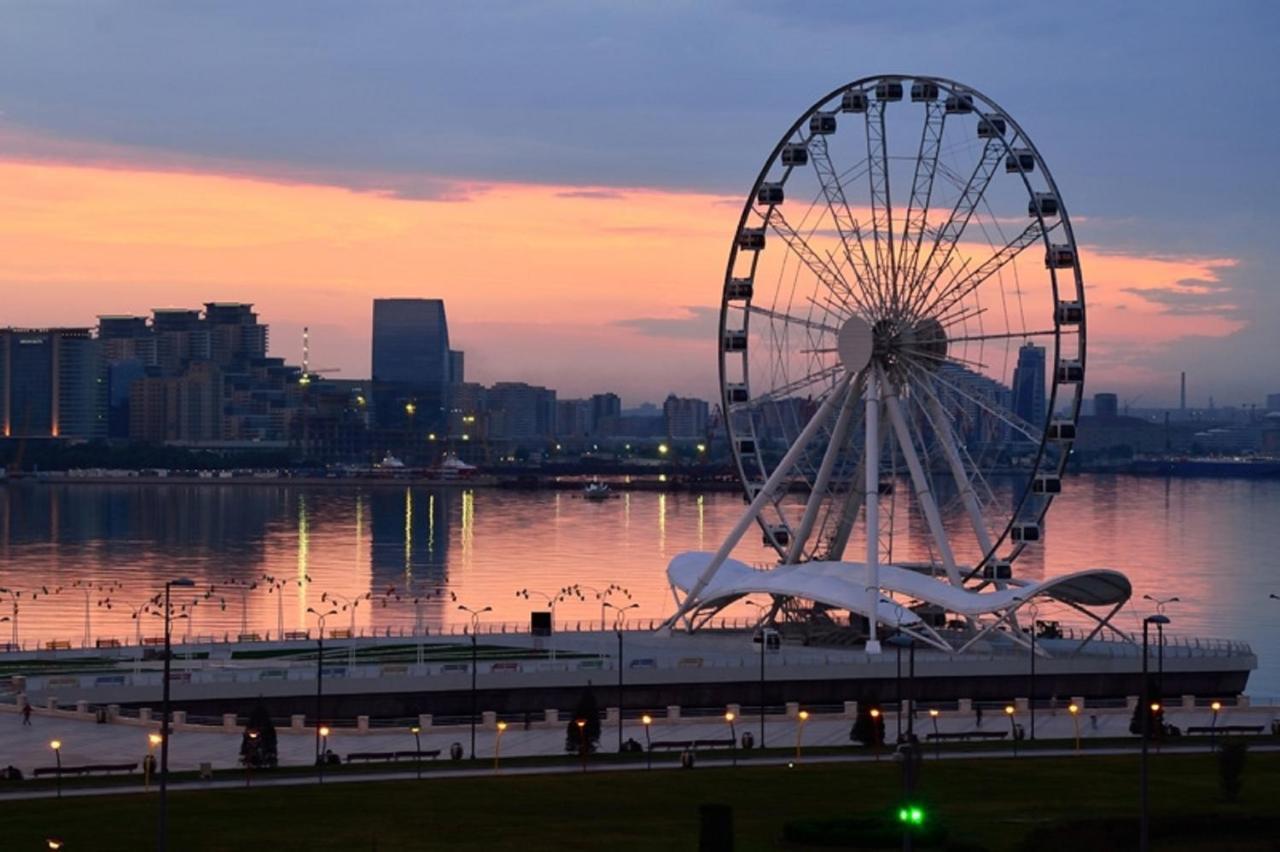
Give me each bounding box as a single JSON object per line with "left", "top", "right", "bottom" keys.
{"left": 4, "top": 751, "right": 1278, "bottom": 851}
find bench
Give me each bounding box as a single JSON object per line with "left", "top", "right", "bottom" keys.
{"left": 1184, "top": 725, "right": 1265, "bottom": 736}
{"left": 33, "top": 763, "right": 138, "bottom": 777}
{"left": 648, "top": 738, "right": 736, "bottom": 751}
{"left": 346, "top": 750, "right": 442, "bottom": 763}
{"left": 926, "top": 731, "right": 1009, "bottom": 742}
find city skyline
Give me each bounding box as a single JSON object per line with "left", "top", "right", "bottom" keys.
{"left": 1, "top": 3, "right": 1278, "bottom": 406}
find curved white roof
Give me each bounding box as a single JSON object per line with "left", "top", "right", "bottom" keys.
{"left": 668, "top": 552, "right": 1130, "bottom": 625}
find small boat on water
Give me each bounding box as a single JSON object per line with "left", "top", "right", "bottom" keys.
{"left": 582, "top": 480, "right": 614, "bottom": 500}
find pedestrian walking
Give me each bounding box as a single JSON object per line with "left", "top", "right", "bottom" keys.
{"left": 975, "top": 705, "right": 983, "bottom": 728}
{"left": 21, "top": 701, "right": 32, "bottom": 726}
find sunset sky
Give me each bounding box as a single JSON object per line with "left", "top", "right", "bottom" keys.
{"left": 1, "top": 2, "right": 1276, "bottom": 406}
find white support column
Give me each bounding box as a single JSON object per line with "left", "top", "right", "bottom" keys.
{"left": 785, "top": 375, "right": 861, "bottom": 564}
{"left": 863, "top": 371, "right": 882, "bottom": 654}
{"left": 883, "top": 377, "right": 960, "bottom": 585}
{"left": 664, "top": 372, "right": 854, "bottom": 629}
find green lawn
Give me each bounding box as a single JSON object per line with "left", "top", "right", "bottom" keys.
{"left": 3, "top": 751, "right": 1277, "bottom": 851}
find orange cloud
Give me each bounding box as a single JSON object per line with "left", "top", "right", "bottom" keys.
{"left": 0, "top": 152, "right": 1241, "bottom": 400}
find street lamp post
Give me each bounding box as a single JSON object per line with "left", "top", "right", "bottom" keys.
{"left": 318, "top": 726, "right": 331, "bottom": 783}
{"left": 494, "top": 720, "right": 507, "bottom": 772}
{"left": 307, "top": 606, "right": 338, "bottom": 777}
{"left": 50, "top": 740, "right": 62, "bottom": 798}
{"left": 459, "top": 604, "right": 492, "bottom": 759}
{"left": 1209, "top": 701, "right": 1222, "bottom": 752}
{"left": 576, "top": 718, "right": 588, "bottom": 772}
{"left": 146, "top": 732, "right": 161, "bottom": 791}
{"left": 604, "top": 601, "right": 639, "bottom": 752}
{"left": 928, "top": 709, "right": 940, "bottom": 760}
{"left": 411, "top": 725, "right": 423, "bottom": 780}
{"left": 725, "top": 711, "right": 738, "bottom": 766}
{"left": 745, "top": 600, "right": 770, "bottom": 747}
{"left": 1140, "top": 612, "right": 1171, "bottom": 852}
{"left": 641, "top": 714, "right": 654, "bottom": 769}
{"left": 244, "top": 729, "right": 259, "bottom": 787}
{"left": 1143, "top": 595, "right": 1179, "bottom": 707}
{"left": 1068, "top": 704, "right": 1081, "bottom": 753}
{"left": 157, "top": 577, "right": 194, "bottom": 852}
{"left": 870, "top": 708, "right": 883, "bottom": 761}
{"left": 795, "top": 710, "right": 809, "bottom": 763}
{"left": 1005, "top": 705, "right": 1017, "bottom": 757}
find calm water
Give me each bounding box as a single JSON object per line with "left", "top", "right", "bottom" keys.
{"left": 1, "top": 476, "right": 1277, "bottom": 694}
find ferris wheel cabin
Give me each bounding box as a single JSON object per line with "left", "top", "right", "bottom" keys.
{"left": 1006, "top": 148, "right": 1036, "bottom": 173}
{"left": 841, "top": 89, "right": 869, "bottom": 112}
{"left": 780, "top": 143, "right": 809, "bottom": 167}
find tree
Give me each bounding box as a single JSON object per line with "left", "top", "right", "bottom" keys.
{"left": 565, "top": 684, "right": 601, "bottom": 753}
{"left": 1218, "top": 742, "right": 1248, "bottom": 802}
{"left": 1128, "top": 690, "right": 1165, "bottom": 740}
{"left": 850, "top": 705, "right": 885, "bottom": 747}
{"left": 239, "top": 700, "right": 279, "bottom": 769}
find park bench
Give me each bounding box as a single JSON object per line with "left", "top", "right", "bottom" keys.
{"left": 284, "top": 630, "right": 310, "bottom": 641}
{"left": 1184, "top": 725, "right": 1265, "bottom": 736}
{"left": 95, "top": 639, "right": 121, "bottom": 648}
{"left": 33, "top": 762, "right": 137, "bottom": 777}
{"left": 648, "top": 738, "right": 736, "bottom": 751}
{"left": 925, "top": 731, "right": 1009, "bottom": 742}
{"left": 392, "top": 750, "right": 442, "bottom": 761}
{"left": 45, "top": 640, "right": 72, "bottom": 651}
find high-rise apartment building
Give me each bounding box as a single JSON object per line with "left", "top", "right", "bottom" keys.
{"left": 372, "top": 299, "right": 451, "bottom": 433}
{"left": 663, "top": 394, "right": 710, "bottom": 439}
{"left": 1011, "top": 342, "right": 1047, "bottom": 430}
{"left": 0, "top": 328, "right": 106, "bottom": 439}
{"left": 487, "top": 382, "right": 556, "bottom": 441}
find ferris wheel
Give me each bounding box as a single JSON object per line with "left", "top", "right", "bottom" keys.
{"left": 667, "top": 75, "right": 1088, "bottom": 639}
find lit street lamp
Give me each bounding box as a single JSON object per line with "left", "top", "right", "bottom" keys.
{"left": 869, "top": 708, "right": 883, "bottom": 761}
{"left": 1209, "top": 701, "right": 1222, "bottom": 752}
{"left": 494, "top": 720, "right": 508, "bottom": 772}
{"left": 1140, "top": 612, "right": 1171, "bottom": 852}
{"left": 641, "top": 714, "right": 653, "bottom": 770}
{"left": 50, "top": 740, "right": 62, "bottom": 798}
{"left": 458, "top": 604, "right": 492, "bottom": 759}
{"left": 928, "top": 709, "right": 940, "bottom": 760}
{"left": 411, "top": 725, "right": 423, "bottom": 780}
{"left": 1068, "top": 704, "right": 1081, "bottom": 753}
{"left": 146, "top": 732, "right": 162, "bottom": 791}
{"left": 157, "top": 576, "right": 195, "bottom": 852}
{"left": 725, "top": 711, "right": 738, "bottom": 766}
{"left": 575, "top": 718, "right": 588, "bottom": 772}
{"left": 795, "top": 710, "right": 809, "bottom": 763}
{"left": 1004, "top": 705, "right": 1017, "bottom": 757}
{"left": 318, "top": 726, "right": 331, "bottom": 784}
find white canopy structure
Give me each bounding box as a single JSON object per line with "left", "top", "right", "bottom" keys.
{"left": 667, "top": 552, "right": 1133, "bottom": 654}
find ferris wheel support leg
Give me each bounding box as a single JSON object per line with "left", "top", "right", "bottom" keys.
{"left": 785, "top": 374, "right": 863, "bottom": 564}
{"left": 863, "top": 371, "right": 882, "bottom": 655}
{"left": 922, "top": 386, "right": 997, "bottom": 572}
{"left": 883, "top": 378, "right": 961, "bottom": 586}
{"left": 661, "top": 373, "right": 854, "bottom": 631}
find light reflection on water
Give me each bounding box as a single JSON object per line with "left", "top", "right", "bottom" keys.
{"left": 0, "top": 475, "right": 1276, "bottom": 694}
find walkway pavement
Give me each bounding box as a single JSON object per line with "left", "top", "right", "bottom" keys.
{"left": 2, "top": 701, "right": 1275, "bottom": 779}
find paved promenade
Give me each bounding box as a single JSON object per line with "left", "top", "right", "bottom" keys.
{"left": 2, "top": 699, "right": 1275, "bottom": 778}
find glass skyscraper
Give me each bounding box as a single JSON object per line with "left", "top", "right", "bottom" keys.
{"left": 1012, "top": 342, "right": 1047, "bottom": 430}
{"left": 371, "top": 298, "right": 451, "bottom": 434}
{"left": 0, "top": 328, "right": 105, "bottom": 439}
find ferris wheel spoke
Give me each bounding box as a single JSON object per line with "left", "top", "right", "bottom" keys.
{"left": 921, "top": 361, "right": 1043, "bottom": 443}
{"left": 881, "top": 370, "right": 960, "bottom": 585}
{"left": 824, "top": 248, "right": 880, "bottom": 319}
{"left": 918, "top": 219, "right": 1057, "bottom": 321}
{"left": 785, "top": 373, "right": 863, "bottom": 563}
{"left": 906, "top": 139, "right": 1003, "bottom": 318}
{"left": 727, "top": 364, "right": 842, "bottom": 414}
{"left": 920, "top": 328, "right": 1057, "bottom": 347}
{"left": 808, "top": 135, "right": 882, "bottom": 309}
{"left": 766, "top": 207, "right": 858, "bottom": 309}
{"left": 910, "top": 373, "right": 998, "bottom": 560}
{"left": 864, "top": 100, "right": 897, "bottom": 311}
{"left": 746, "top": 304, "right": 841, "bottom": 336}
{"left": 898, "top": 101, "right": 947, "bottom": 301}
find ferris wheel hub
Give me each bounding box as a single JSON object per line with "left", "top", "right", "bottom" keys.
{"left": 836, "top": 315, "right": 874, "bottom": 373}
